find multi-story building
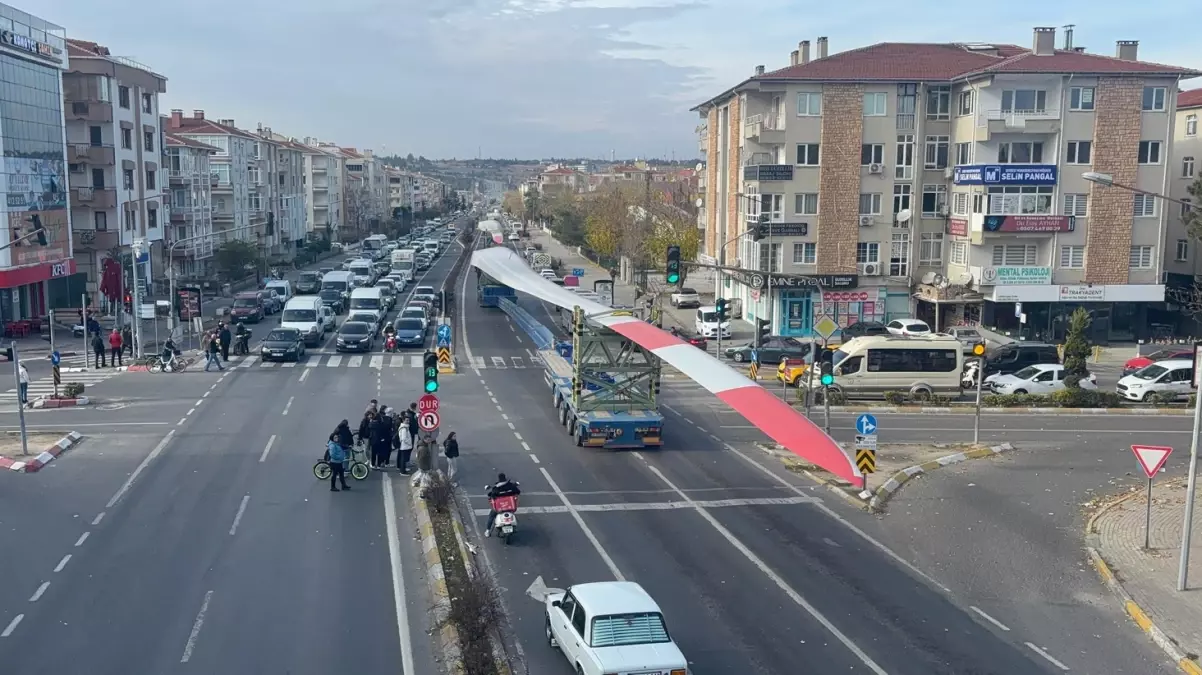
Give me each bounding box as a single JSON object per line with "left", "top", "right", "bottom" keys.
{"left": 1166, "top": 90, "right": 1202, "bottom": 299}
{"left": 694, "top": 27, "right": 1199, "bottom": 343}
{"left": 63, "top": 38, "right": 167, "bottom": 304}
{"left": 340, "top": 148, "right": 388, "bottom": 238}
{"left": 0, "top": 6, "right": 72, "bottom": 322}
{"left": 163, "top": 133, "right": 218, "bottom": 278}
{"left": 251, "top": 126, "right": 307, "bottom": 260}
{"left": 167, "top": 110, "right": 257, "bottom": 247}
{"left": 301, "top": 139, "right": 344, "bottom": 241}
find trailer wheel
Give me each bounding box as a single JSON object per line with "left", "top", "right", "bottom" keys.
{"left": 576, "top": 428, "right": 584, "bottom": 447}
{"left": 567, "top": 417, "right": 577, "bottom": 437}
{"left": 559, "top": 404, "right": 568, "bottom": 426}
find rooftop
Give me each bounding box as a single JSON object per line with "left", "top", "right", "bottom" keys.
{"left": 569, "top": 581, "right": 661, "bottom": 616}
{"left": 168, "top": 110, "right": 257, "bottom": 140}
{"left": 1181, "top": 88, "right": 1202, "bottom": 110}
{"left": 165, "top": 133, "right": 221, "bottom": 152}
{"left": 65, "top": 38, "right": 165, "bottom": 78}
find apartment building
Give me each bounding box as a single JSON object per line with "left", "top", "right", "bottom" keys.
{"left": 167, "top": 110, "right": 257, "bottom": 249}
{"left": 0, "top": 5, "right": 72, "bottom": 321}
{"left": 694, "top": 27, "right": 1199, "bottom": 343}
{"left": 163, "top": 133, "right": 217, "bottom": 277}
{"left": 63, "top": 38, "right": 167, "bottom": 304}
{"left": 301, "top": 139, "right": 345, "bottom": 241}
{"left": 1166, "top": 90, "right": 1202, "bottom": 298}
{"left": 251, "top": 126, "right": 307, "bottom": 260}
{"left": 341, "top": 148, "right": 386, "bottom": 238}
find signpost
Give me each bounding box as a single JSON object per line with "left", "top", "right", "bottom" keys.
{"left": 813, "top": 316, "right": 839, "bottom": 434}
{"left": 748, "top": 362, "right": 758, "bottom": 381}
{"left": 418, "top": 410, "right": 441, "bottom": 432}
{"left": 571, "top": 267, "right": 585, "bottom": 278}
{"left": 855, "top": 413, "right": 878, "bottom": 490}
{"left": 1181, "top": 344, "right": 1202, "bottom": 590}
{"left": 436, "top": 323, "right": 452, "bottom": 348}
{"left": 418, "top": 393, "right": 440, "bottom": 414}
{"left": 51, "top": 349, "right": 61, "bottom": 399}
{"left": 1131, "top": 444, "right": 1174, "bottom": 550}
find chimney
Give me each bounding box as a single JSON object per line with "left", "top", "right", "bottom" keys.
{"left": 1073, "top": 46, "right": 1086, "bottom": 53}
{"left": 1032, "top": 27, "right": 1056, "bottom": 56}
{"left": 193, "top": 109, "right": 205, "bottom": 120}
{"left": 170, "top": 109, "right": 183, "bottom": 128}
{"left": 1116, "top": 40, "right": 1138, "bottom": 61}
{"left": 219, "top": 119, "right": 234, "bottom": 127}
{"left": 1062, "top": 24, "right": 1074, "bottom": 50}
{"left": 799, "top": 40, "right": 810, "bottom": 65}
{"left": 754, "top": 65, "right": 765, "bottom": 76}
{"left": 816, "top": 37, "right": 828, "bottom": 59}
{"left": 790, "top": 50, "right": 799, "bottom": 66}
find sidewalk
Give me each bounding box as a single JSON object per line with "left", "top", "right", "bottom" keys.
{"left": 1090, "top": 479, "right": 1202, "bottom": 672}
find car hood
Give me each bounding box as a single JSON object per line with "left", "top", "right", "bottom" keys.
{"left": 396, "top": 330, "right": 424, "bottom": 340}
{"left": 231, "top": 305, "right": 258, "bottom": 313}
{"left": 338, "top": 333, "right": 370, "bottom": 340}
{"left": 262, "top": 340, "right": 298, "bottom": 349}
{"left": 590, "top": 642, "right": 687, "bottom": 670}
{"left": 990, "top": 374, "right": 1023, "bottom": 386}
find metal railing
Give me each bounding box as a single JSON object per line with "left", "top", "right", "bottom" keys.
{"left": 977, "top": 108, "right": 1059, "bottom": 127}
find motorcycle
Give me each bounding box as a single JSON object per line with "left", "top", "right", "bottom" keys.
{"left": 233, "top": 330, "right": 252, "bottom": 356}
{"left": 487, "top": 488, "right": 520, "bottom": 545}
{"left": 961, "top": 360, "right": 981, "bottom": 389}
{"left": 384, "top": 334, "right": 397, "bottom": 352}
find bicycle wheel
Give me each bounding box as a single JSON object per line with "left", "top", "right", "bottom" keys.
{"left": 313, "top": 461, "right": 332, "bottom": 480}
{"left": 350, "top": 462, "right": 370, "bottom": 480}
{"left": 149, "top": 361, "right": 162, "bottom": 374}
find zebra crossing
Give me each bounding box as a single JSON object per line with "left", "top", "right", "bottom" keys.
{"left": 0, "top": 364, "right": 120, "bottom": 401}
{"left": 226, "top": 353, "right": 547, "bottom": 370}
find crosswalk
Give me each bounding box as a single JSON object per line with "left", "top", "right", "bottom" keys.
{"left": 225, "top": 353, "right": 548, "bottom": 370}
{"left": 0, "top": 364, "right": 121, "bottom": 401}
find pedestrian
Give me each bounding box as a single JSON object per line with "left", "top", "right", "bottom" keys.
{"left": 442, "top": 431, "right": 460, "bottom": 484}
{"left": 326, "top": 433, "right": 350, "bottom": 492}
{"left": 91, "top": 331, "right": 106, "bottom": 368}
{"left": 370, "top": 411, "right": 392, "bottom": 469}
{"left": 407, "top": 402, "right": 419, "bottom": 439}
{"left": 17, "top": 362, "right": 29, "bottom": 408}
{"left": 203, "top": 330, "right": 224, "bottom": 371}
{"left": 397, "top": 412, "right": 414, "bottom": 475}
{"left": 121, "top": 325, "right": 133, "bottom": 357}
{"left": 358, "top": 410, "right": 374, "bottom": 446}
{"left": 108, "top": 328, "right": 123, "bottom": 367}
{"left": 218, "top": 322, "right": 232, "bottom": 361}
{"left": 411, "top": 431, "right": 432, "bottom": 492}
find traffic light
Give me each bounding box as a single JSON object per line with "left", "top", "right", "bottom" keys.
{"left": 665, "top": 245, "right": 681, "bottom": 285}
{"left": 819, "top": 360, "right": 834, "bottom": 387}
{"left": 423, "top": 351, "right": 439, "bottom": 393}
{"left": 30, "top": 215, "right": 47, "bottom": 245}
{"left": 715, "top": 298, "right": 729, "bottom": 323}
{"left": 756, "top": 318, "right": 771, "bottom": 343}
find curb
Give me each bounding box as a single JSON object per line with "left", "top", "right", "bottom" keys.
{"left": 411, "top": 487, "right": 464, "bottom": 673}
{"left": 797, "top": 405, "right": 1192, "bottom": 415}
{"left": 1085, "top": 491, "right": 1202, "bottom": 675}
{"left": 0, "top": 431, "right": 83, "bottom": 472}
{"left": 868, "top": 442, "right": 1013, "bottom": 511}
{"left": 32, "top": 396, "right": 90, "bottom": 409}
{"left": 754, "top": 442, "right": 870, "bottom": 510}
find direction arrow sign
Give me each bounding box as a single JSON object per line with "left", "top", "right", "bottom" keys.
{"left": 418, "top": 411, "right": 441, "bottom": 432}
{"left": 855, "top": 413, "right": 878, "bottom": 435}
{"left": 437, "top": 324, "right": 452, "bottom": 343}
{"left": 50, "top": 350, "right": 60, "bottom": 366}
{"left": 418, "top": 394, "right": 440, "bottom": 414}
{"left": 1131, "top": 444, "right": 1173, "bottom": 478}
{"left": 571, "top": 267, "right": 585, "bottom": 277}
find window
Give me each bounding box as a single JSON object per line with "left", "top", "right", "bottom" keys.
{"left": 1184, "top": 157, "right": 1196, "bottom": 178}
{"left": 757, "top": 193, "right": 784, "bottom": 221}
{"left": 955, "top": 142, "right": 972, "bottom": 166}
{"left": 1133, "top": 194, "right": 1157, "bottom": 218}
{"left": 924, "top": 135, "right": 949, "bottom": 169}
{"left": 1138, "top": 140, "right": 1161, "bottom": 164}
{"left": 992, "top": 244, "right": 1037, "bottom": 266}
{"left": 861, "top": 144, "right": 884, "bottom": 165}
{"left": 797, "top": 92, "right": 822, "bottom": 116}
{"left": 249, "top": 194, "right": 263, "bottom": 212}
{"left": 118, "top": 85, "right": 130, "bottom": 109}
{"left": 758, "top": 242, "right": 782, "bottom": 272}
{"left": 249, "top": 167, "right": 261, "bottom": 185}
{"left": 1142, "top": 87, "right": 1167, "bottom": 112}
{"left": 213, "top": 164, "right": 231, "bottom": 185}
{"left": 590, "top": 614, "right": 669, "bottom": 648}
{"left": 957, "top": 90, "right": 974, "bottom": 116}
{"left": 997, "top": 141, "right": 1044, "bottom": 164}
{"left": 143, "top": 131, "right": 155, "bottom": 152}
{"left": 1188, "top": 114, "right": 1198, "bottom": 137}
{"left": 91, "top": 168, "right": 105, "bottom": 188}
{"left": 1060, "top": 245, "right": 1085, "bottom": 269}
{"left": 1177, "top": 239, "right": 1189, "bottom": 262}
{"left": 863, "top": 92, "right": 887, "bottom": 116}
{"left": 919, "top": 232, "right": 944, "bottom": 265}
{"left": 926, "top": 85, "right": 950, "bottom": 120}
{"left": 972, "top": 193, "right": 985, "bottom": 214}
{"left": 890, "top": 231, "right": 910, "bottom": 276}
{"left": 893, "top": 184, "right": 912, "bottom": 216}
{"left": 987, "top": 186, "right": 1054, "bottom": 215}
{"left": 952, "top": 192, "right": 969, "bottom": 216}
{"left": 866, "top": 348, "right": 958, "bottom": 373}
{"left": 122, "top": 169, "right": 134, "bottom": 190}
{"left": 1001, "top": 89, "right": 1046, "bottom": 112}
{"left": 1065, "top": 141, "right": 1092, "bottom": 164}
{"left": 950, "top": 240, "right": 967, "bottom": 265}
{"left": 141, "top": 93, "right": 153, "bottom": 114}
{"left": 1069, "top": 86, "right": 1095, "bottom": 111}
{"left": 859, "top": 193, "right": 882, "bottom": 215}
{"left": 793, "top": 242, "right": 816, "bottom": 265}
{"left": 147, "top": 208, "right": 158, "bottom": 229}
{"left": 795, "top": 144, "right": 820, "bottom": 165}
{"left": 94, "top": 211, "right": 108, "bottom": 231}
{"left": 1130, "top": 246, "right": 1154, "bottom": 269}
{"left": 794, "top": 193, "right": 818, "bottom": 215}
{"left": 146, "top": 169, "right": 156, "bottom": 190}
{"left": 1185, "top": 199, "right": 1195, "bottom": 221}
{"left": 921, "top": 184, "right": 947, "bottom": 216}
{"left": 856, "top": 242, "right": 880, "bottom": 264}
{"left": 1063, "top": 193, "right": 1089, "bottom": 217}
{"left": 121, "top": 128, "right": 132, "bottom": 150}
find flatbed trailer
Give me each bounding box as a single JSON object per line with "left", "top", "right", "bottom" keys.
{"left": 477, "top": 270, "right": 516, "bottom": 307}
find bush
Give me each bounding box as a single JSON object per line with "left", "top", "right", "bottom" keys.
{"left": 982, "top": 393, "right": 1054, "bottom": 408}
{"left": 883, "top": 390, "right": 953, "bottom": 406}
{"left": 1148, "top": 391, "right": 1179, "bottom": 405}
{"left": 63, "top": 382, "right": 85, "bottom": 398}
{"left": 424, "top": 472, "right": 455, "bottom": 513}
{"left": 981, "top": 390, "right": 1123, "bottom": 408}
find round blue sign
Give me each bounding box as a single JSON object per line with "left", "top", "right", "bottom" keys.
{"left": 50, "top": 350, "right": 61, "bottom": 366}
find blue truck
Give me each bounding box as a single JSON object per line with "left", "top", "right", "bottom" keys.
{"left": 477, "top": 271, "right": 516, "bottom": 307}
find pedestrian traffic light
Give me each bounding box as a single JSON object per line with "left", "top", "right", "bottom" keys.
{"left": 819, "top": 360, "right": 834, "bottom": 387}
{"left": 715, "top": 298, "right": 729, "bottom": 322}
{"left": 30, "top": 215, "right": 47, "bottom": 246}
{"left": 665, "top": 245, "right": 681, "bottom": 285}
{"left": 423, "top": 350, "right": 439, "bottom": 393}
{"left": 756, "top": 318, "right": 771, "bottom": 343}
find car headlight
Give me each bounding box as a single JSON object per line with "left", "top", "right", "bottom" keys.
{"left": 1127, "top": 383, "right": 1142, "bottom": 389}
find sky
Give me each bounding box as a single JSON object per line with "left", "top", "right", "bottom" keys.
{"left": 36, "top": 0, "right": 1202, "bottom": 160}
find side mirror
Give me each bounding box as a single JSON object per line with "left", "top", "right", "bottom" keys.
{"left": 551, "top": 600, "right": 562, "bottom": 608}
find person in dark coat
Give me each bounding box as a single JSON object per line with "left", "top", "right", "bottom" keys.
{"left": 218, "top": 323, "right": 232, "bottom": 361}
{"left": 369, "top": 412, "right": 393, "bottom": 469}
{"left": 358, "top": 411, "right": 374, "bottom": 448}
{"left": 91, "top": 332, "right": 106, "bottom": 368}
{"left": 333, "top": 419, "right": 354, "bottom": 449}
{"left": 121, "top": 326, "right": 133, "bottom": 357}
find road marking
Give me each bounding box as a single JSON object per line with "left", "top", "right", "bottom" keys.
{"left": 74, "top": 532, "right": 89, "bottom": 547}
{"left": 529, "top": 453, "right": 540, "bottom": 464}
{"left": 382, "top": 472, "right": 417, "bottom": 674}
{"left": 471, "top": 496, "right": 816, "bottom": 516}
{"left": 229, "top": 495, "right": 250, "bottom": 535}
{"left": 970, "top": 606, "right": 1010, "bottom": 631}
{"left": 29, "top": 581, "right": 49, "bottom": 602}
{"left": 501, "top": 413, "right": 508, "bottom": 420}
{"left": 495, "top": 405, "right": 503, "bottom": 412}
{"left": 91, "top": 512, "right": 105, "bottom": 526}
{"left": 507, "top": 422, "right": 515, "bottom": 430}
{"left": 663, "top": 403, "right": 679, "bottom": 414}
{"left": 195, "top": 399, "right": 203, "bottom": 407}
{"left": 0, "top": 422, "right": 171, "bottom": 429}
{"left": 299, "top": 369, "right": 311, "bottom": 383}
{"left": 1025, "top": 643, "right": 1069, "bottom": 670}
{"left": 53, "top": 554, "right": 70, "bottom": 573}
{"left": 1, "top": 614, "right": 22, "bottom": 637}
{"left": 709, "top": 433, "right": 721, "bottom": 440}
{"left": 106, "top": 430, "right": 175, "bottom": 509}
{"left": 632, "top": 454, "right": 888, "bottom": 675}
{"left": 540, "top": 467, "right": 625, "bottom": 580}
{"left": 491, "top": 356, "right": 506, "bottom": 369}
{"left": 177, "top": 417, "right": 186, "bottom": 426}
{"left": 327, "top": 355, "right": 342, "bottom": 367}
{"left": 370, "top": 355, "right": 384, "bottom": 368}
{"left": 514, "top": 432, "right": 523, "bottom": 441}
{"left": 521, "top": 441, "right": 532, "bottom": 452}
{"left": 202, "top": 391, "right": 210, "bottom": 398}
{"left": 282, "top": 396, "right": 294, "bottom": 416}
{"left": 179, "top": 590, "right": 214, "bottom": 663}
{"left": 259, "top": 435, "right": 276, "bottom": 462}
{"left": 348, "top": 355, "right": 364, "bottom": 368}
{"left": 187, "top": 407, "right": 196, "bottom": 416}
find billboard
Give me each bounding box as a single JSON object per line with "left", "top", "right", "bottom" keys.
{"left": 5, "top": 156, "right": 70, "bottom": 266}
{"left": 982, "top": 215, "right": 1074, "bottom": 233}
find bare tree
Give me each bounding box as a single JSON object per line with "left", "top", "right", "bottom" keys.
{"left": 1168, "top": 282, "right": 1202, "bottom": 317}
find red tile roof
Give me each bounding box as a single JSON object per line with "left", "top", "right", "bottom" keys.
{"left": 169, "top": 114, "right": 258, "bottom": 140}
{"left": 542, "top": 167, "right": 576, "bottom": 175}
{"left": 1180, "top": 88, "right": 1202, "bottom": 109}
{"left": 165, "top": 133, "right": 221, "bottom": 152}
{"left": 963, "top": 50, "right": 1201, "bottom": 77}
{"left": 65, "top": 39, "right": 110, "bottom": 58}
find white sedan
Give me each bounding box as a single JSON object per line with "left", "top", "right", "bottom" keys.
{"left": 886, "top": 318, "right": 931, "bottom": 337}
{"left": 987, "top": 363, "right": 1096, "bottom": 395}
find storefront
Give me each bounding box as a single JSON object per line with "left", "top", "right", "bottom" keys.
{"left": 982, "top": 283, "right": 1165, "bottom": 344}
{"left": 0, "top": 259, "right": 76, "bottom": 323}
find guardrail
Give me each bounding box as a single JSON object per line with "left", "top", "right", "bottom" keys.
{"left": 496, "top": 297, "right": 555, "bottom": 350}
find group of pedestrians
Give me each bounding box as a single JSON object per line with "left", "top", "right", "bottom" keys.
{"left": 201, "top": 322, "right": 248, "bottom": 372}
{"left": 323, "top": 399, "right": 460, "bottom": 493}
{"left": 89, "top": 326, "right": 132, "bottom": 368}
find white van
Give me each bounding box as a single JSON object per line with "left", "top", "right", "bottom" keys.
{"left": 348, "top": 287, "right": 385, "bottom": 325}
{"left": 321, "top": 270, "right": 355, "bottom": 302}
{"left": 281, "top": 296, "right": 333, "bottom": 346}
{"left": 264, "top": 279, "right": 291, "bottom": 303}
{"left": 814, "top": 335, "right": 963, "bottom": 400}
{"left": 348, "top": 260, "right": 374, "bottom": 286}
{"left": 695, "top": 306, "right": 732, "bottom": 339}
{"left": 1116, "top": 358, "right": 1195, "bottom": 402}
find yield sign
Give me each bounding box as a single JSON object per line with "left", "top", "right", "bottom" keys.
{"left": 1131, "top": 444, "right": 1173, "bottom": 479}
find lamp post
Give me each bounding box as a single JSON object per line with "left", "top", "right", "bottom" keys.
{"left": 1084, "top": 171, "right": 1199, "bottom": 592}
{"left": 130, "top": 238, "right": 146, "bottom": 358}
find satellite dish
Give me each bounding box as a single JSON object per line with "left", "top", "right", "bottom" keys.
{"left": 954, "top": 272, "right": 974, "bottom": 286}
{"left": 695, "top": 163, "right": 704, "bottom": 172}
{"left": 933, "top": 273, "right": 949, "bottom": 288}
{"left": 695, "top": 198, "right": 704, "bottom": 208}
{"left": 920, "top": 272, "right": 937, "bottom": 285}
{"left": 895, "top": 209, "right": 912, "bottom": 224}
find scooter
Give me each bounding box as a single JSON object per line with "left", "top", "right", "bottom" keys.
{"left": 233, "top": 330, "right": 252, "bottom": 356}
{"left": 384, "top": 334, "right": 398, "bottom": 352}
{"left": 487, "top": 489, "right": 520, "bottom": 545}
{"left": 961, "top": 360, "right": 980, "bottom": 389}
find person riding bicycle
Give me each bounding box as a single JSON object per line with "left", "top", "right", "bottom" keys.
{"left": 484, "top": 473, "right": 522, "bottom": 537}
{"left": 234, "top": 322, "right": 250, "bottom": 354}
{"left": 160, "top": 337, "right": 179, "bottom": 369}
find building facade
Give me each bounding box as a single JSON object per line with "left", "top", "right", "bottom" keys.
{"left": 695, "top": 27, "right": 1199, "bottom": 343}
{"left": 168, "top": 110, "right": 257, "bottom": 248}
{"left": 1166, "top": 90, "right": 1202, "bottom": 301}
{"left": 163, "top": 133, "right": 217, "bottom": 278}
{"left": 250, "top": 126, "right": 306, "bottom": 261}
{"left": 301, "top": 139, "right": 344, "bottom": 241}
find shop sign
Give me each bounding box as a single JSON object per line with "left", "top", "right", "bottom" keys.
{"left": 0, "top": 31, "right": 61, "bottom": 63}
{"left": 742, "top": 164, "right": 794, "bottom": 182}
{"left": 983, "top": 215, "right": 1074, "bottom": 233}
{"left": 953, "top": 164, "right": 1058, "bottom": 186}
{"left": 1058, "top": 285, "right": 1105, "bottom": 302}
{"left": 760, "top": 222, "right": 808, "bottom": 237}
{"left": 728, "top": 268, "right": 857, "bottom": 290}
{"left": 981, "top": 266, "right": 1051, "bottom": 286}
{"left": 948, "top": 218, "right": 968, "bottom": 237}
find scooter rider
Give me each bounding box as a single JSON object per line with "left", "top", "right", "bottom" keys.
{"left": 234, "top": 321, "right": 250, "bottom": 354}
{"left": 484, "top": 473, "right": 521, "bottom": 537}
{"left": 382, "top": 321, "right": 397, "bottom": 350}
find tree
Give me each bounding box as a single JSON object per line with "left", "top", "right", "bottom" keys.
{"left": 643, "top": 213, "right": 701, "bottom": 275}
{"left": 1061, "top": 307, "right": 1092, "bottom": 389}
{"left": 1184, "top": 174, "right": 1202, "bottom": 241}
{"left": 213, "top": 240, "right": 259, "bottom": 282}
{"left": 1168, "top": 282, "right": 1202, "bottom": 317}
{"left": 584, "top": 214, "right": 620, "bottom": 259}
{"left": 501, "top": 191, "right": 524, "bottom": 218}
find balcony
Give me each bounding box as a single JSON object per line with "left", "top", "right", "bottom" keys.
{"left": 975, "top": 109, "right": 1060, "bottom": 140}
{"left": 71, "top": 187, "right": 117, "bottom": 209}
{"left": 68, "top": 144, "right": 115, "bottom": 165}
{"left": 743, "top": 114, "right": 786, "bottom": 144}
{"left": 67, "top": 100, "right": 113, "bottom": 123}
{"left": 72, "top": 228, "right": 119, "bottom": 251}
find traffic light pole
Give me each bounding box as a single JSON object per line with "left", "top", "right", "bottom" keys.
{"left": 822, "top": 338, "right": 831, "bottom": 435}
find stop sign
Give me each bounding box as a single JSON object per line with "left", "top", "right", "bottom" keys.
{"left": 418, "top": 394, "right": 440, "bottom": 414}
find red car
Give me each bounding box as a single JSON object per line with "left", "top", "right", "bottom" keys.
{"left": 1123, "top": 347, "right": 1193, "bottom": 376}
{"left": 685, "top": 335, "right": 707, "bottom": 349}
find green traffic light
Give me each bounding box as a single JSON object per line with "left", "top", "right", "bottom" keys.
{"left": 425, "top": 380, "right": 439, "bottom": 393}
{"left": 820, "top": 374, "right": 834, "bottom": 386}
{"left": 667, "top": 273, "right": 680, "bottom": 283}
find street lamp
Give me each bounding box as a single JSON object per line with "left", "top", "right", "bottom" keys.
{"left": 130, "top": 238, "right": 146, "bottom": 358}
{"left": 1088, "top": 172, "right": 1199, "bottom": 592}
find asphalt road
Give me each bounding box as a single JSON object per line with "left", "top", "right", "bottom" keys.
{"left": 0, "top": 224, "right": 472, "bottom": 675}
{"left": 451, "top": 251, "right": 1072, "bottom": 675}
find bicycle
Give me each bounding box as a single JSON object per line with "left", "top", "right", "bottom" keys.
{"left": 313, "top": 439, "right": 371, "bottom": 481}
{"left": 149, "top": 354, "right": 183, "bottom": 374}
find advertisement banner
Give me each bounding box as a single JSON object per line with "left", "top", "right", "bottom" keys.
{"left": 5, "top": 156, "right": 70, "bottom": 266}
{"left": 981, "top": 266, "right": 1051, "bottom": 286}
{"left": 953, "top": 164, "right": 1058, "bottom": 186}
{"left": 948, "top": 218, "right": 968, "bottom": 237}
{"left": 177, "top": 286, "right": 203, "bottom": 321}
{"left": 982, "top": 214, "right": 1074, "bottom": 233}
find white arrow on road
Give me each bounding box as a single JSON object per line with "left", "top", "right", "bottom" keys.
{"left": 525, "top": 575, "right": 564, "bottom": 603}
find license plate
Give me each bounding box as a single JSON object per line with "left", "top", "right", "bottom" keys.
{"left": 272, "top": 352, "right": 283, "bottom": 356}
{"left": 501, "top": 526, "right": 513, "bottom": 534}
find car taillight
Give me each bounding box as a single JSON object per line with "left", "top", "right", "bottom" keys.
{"left": 671, "top": 670, "right": 688, "bottom": 675}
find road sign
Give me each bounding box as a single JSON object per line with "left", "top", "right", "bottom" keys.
{"left": 855, "top": 413, "right": 878, "bottom": 435}
{"left": 748, "top": 362, "right": 759, "bottom": 380}
{"left": 52, "top": 365, "right": 61, "bottom": 386}
{"left": 813, "top": 315, "right": 838, "bottom": 340}
{"left": 50, "top": 350, "right": 60, "bottom": 366}
{"left": 855, "top": 447, "right": 876, "bottom": 473}
{"left": 855, "top": 434, "right": 878, "bottom": 451}
{"left": 437, "top": 324, "right": 452, "bottom": 347}
{"left": 418, "top": 394, "right": 440, "bottom": 414}
{"left": 571, "top": 267, "right": 585, "bottom": 277}
{"left": 1132, "top": 444, "right": 1173, "bottom": 478}
{"left": 533, "top": 253, "right": 551, "bottom": 267}
{"left": 418, "top": 411, "right": 441, "bottom": 432}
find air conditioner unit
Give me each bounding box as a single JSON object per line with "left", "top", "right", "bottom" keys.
{"left": 938, "top": 205, "right": 950, "bottom": 217}
{"left": 944, "top": 167, "right": 954, "bottom": 179}
{"left": 868, "top": 163, "right": 884, "bottom": 174}
{"left": 859, "top": 216, "right": 874, "bottom": 227}
{"left": 857, "top": 262, "right": 881, "bottom": 276}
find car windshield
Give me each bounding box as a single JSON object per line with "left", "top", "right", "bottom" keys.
{"left": 266, "top": 330, "right": 298, "bottom": 341}
{"left": 298, "top": 273, "right": 319, "bottom": 283}
{"left": 340, "top": 323, "right": 370, "bottom": 335}
{"left": 1012, "top": 366, "right": 1042, "bottom": 380}
{"left": 1134, "top": 364, "right": 1170, "bottom": 381}
{"left": 282, "top": 309, "right": 316, "bottom": 322}
{"left": 350, "top": 297, "right": 380, "bottom": 309}
{"left": 319, "top": 291, "right": 341, "bottom": 302}
{"left": 233, "top": 297, "right": 258, "bottom": 308}
{"left": 415, "top": 286, "right": 435, "bottom": 295}
{"left": 831, "top": 349, "right": 851, "bottom": 366}
{"left": 322, "top": 281, "right": 347, "bottom": 292}
{"left": 956, "top": 329, "right": 980, "bottom": 338}
{"left": 589, "top": 612, "right": 671, "bottom": 648}
{"left": 679, "top": 288, "right": 697, "bottom": 295}
{"left": 349, "top": 314, "right": 376, "bottom": 323}
{"left": 700, "top": 311, "right": 718, "bottom": 323}
{"left": 396, "top": 319, "right": 424, "bottom": 331}
{"left": 905, "top": 322, "right": 929, "bottom": 333}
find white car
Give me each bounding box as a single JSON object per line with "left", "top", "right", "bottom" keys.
{"left": 988, "top": 363, "right": 1096, "bottom": 395}
{"left": 545, "top": 581, "right": 688, "bottom": 675}
{"left": 886, "top": 318, "right": 931, "bottom": 337}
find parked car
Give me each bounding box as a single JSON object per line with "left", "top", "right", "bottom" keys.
{"left": 886, "top": 318, "right": 930, "bottom": 337}
{"left": 943, "top": 326, "right": 986, "bottom": 355}
{"left": 260, "top": 327, "right": 307, "bottom": 362}
{"left": 724, "top": 337, "right": 810, "bottom": 364}
{"left": 670, "top": 287, "right": 701, "bottom": 309}
{"left": 840, "top": 320, "right": 889, "bottom": 340}
{"left": 1117, "top": 359, "right": 1196, "bottom": 402}
{"left": 981, "top": 342, "right": 1060, "bottom": 379}
{"left": 1123, "top": 347, "right": 1194, "bottom": 376}
{"left": 987, "top": 363, "right": 1096, "bottom": 395}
